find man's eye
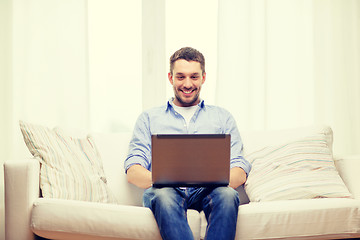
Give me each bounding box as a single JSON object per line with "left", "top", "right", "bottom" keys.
{"left": 191, "top": 76, "right": 199, "bottom": 79}
{"left": 177, "top": 76, "right": 184, "bottom": 80}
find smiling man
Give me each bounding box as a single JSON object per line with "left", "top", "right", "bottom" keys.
{"left": 169, "top": 52, "right": 205, "bottom": 107}
{"left": 124, "top": 47, "right": 251, "bottom": 240}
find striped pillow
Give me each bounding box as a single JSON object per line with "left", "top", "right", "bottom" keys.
{"left": 20, "top": 121, "right": 113, "bottom": 203}
{"left": 244, "top": 129, "right": 352, "bottom": 202}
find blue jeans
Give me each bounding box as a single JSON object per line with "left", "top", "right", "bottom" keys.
{"left": 143, "top": 187, "right": 240, "bottom": 240}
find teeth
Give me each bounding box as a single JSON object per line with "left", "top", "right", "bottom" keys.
{"left": 183, "top": 90, "right": 193, "bottom": 94}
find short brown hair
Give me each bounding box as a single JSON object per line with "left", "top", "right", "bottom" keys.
{"left": 169, "top": 47, "right": 205, "bottom": 74}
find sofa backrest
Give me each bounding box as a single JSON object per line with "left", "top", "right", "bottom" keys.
{"left": 240, "top": 125, "right": 333, "bottom": 156}
{"left": 90, "top": 125, "right": 336, "bottom": 206}
{"left": 90, "top": 132, "right": 144, "bottom": 206}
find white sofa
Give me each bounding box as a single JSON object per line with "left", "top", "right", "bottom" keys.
{"left": 4, "top": 125, "right": 360, "bottom": 240}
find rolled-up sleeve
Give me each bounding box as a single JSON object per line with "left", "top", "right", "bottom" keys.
{"left": 224, "top": 111, "right": 252, "bottom": 176}
{"left": 124, "top": 112, "right": 152, "bottom": 172}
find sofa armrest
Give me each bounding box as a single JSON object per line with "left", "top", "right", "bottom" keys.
{"left": 4, "top": 158, "right": 40, "bottom": 240}
{"left": 334, "top": 155, "right": 360, "bottom": 200}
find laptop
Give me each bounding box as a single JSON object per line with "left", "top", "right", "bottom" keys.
{"left": 151, "top": 134, "right": 230, "bottom": 188}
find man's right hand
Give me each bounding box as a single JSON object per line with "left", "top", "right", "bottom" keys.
{"left": 126, "top": 164, "right": 152, "bottom": 189}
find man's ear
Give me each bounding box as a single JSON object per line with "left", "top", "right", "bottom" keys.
{"left": 168, "top": 72, "right": 174, "bottom": 85}
{"left": 202, "top": 72, "right": 206, "bottom": 84}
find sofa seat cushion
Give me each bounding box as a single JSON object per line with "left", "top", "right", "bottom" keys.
{"left": 31, "top": 198, "right": 201, "bottom": 240}
{"left": 201, "top": 198, "right": 360, "bottom": 239}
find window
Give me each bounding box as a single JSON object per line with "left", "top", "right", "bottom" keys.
{"left": 88, "top": 0, "right": 142, "bottom": 132}
{"left": 165, "top": 0, "right": 219, "bottom": 104}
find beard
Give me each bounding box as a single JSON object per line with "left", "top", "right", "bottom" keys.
{"left": 173, "top": 87, "right": 201, "bottom": 107}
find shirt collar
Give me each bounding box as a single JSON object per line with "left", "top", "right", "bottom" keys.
{"left": 165, "top": 98, "right": 205, "bottom": 111}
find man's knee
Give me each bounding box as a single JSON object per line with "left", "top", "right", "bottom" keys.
{"left": 144, "top": 187, "right": 182, "bottom": 209}
{"left": 212, "top": 187, "right": 240, "bottom": 206}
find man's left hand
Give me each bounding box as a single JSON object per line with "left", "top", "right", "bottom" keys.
{"left": 229, "top": 167, "right": 247, "bottom": 189}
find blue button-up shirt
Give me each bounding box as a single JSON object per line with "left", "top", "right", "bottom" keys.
{"left": 124, "top": 99, "right": 251, "bottom": 175}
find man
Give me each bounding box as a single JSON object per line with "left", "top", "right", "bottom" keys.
{"left": 124, "top": 47, "right": 251, "bottom": 240}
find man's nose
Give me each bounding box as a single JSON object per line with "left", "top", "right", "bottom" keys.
{"left": 183, "top": 77, "right": 192, "bottom": 88}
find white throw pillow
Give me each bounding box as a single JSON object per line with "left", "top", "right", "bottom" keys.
{"left": 244, "top": 126, "right": 352, "bottom": 202}
{"left": 19, "top": 121, "right": 114, "bottom": 203}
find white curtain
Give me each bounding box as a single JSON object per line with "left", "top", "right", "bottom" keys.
{"left": 313, "top": 0, "right": 360, "bottom": 156}
{"left": 9, "top": 0, "right": 90, "bottom": 157}
{"left": 0, "top": 2, "right": 143, "bottom": 238}
{"left": 3, "top": 0, "right": 143, "bottom": 160}
{"left": 217, "top": 0, "right": 360, "bottom": 156}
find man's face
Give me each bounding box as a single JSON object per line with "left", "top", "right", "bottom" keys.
{"left": 168, "top": 59, "right": 206, "bottom": 107}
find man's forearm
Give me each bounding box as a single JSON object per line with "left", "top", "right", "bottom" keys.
{"left": 126, "top": 164, "right": 152, "bottom": 189}
{"left": 229, "top": 167, "right": 247, "bottom": 189}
